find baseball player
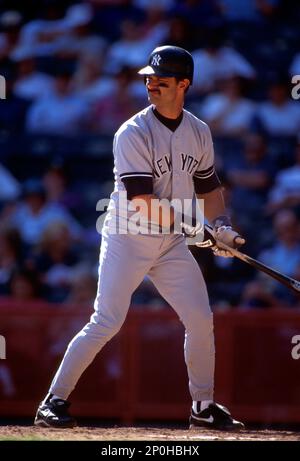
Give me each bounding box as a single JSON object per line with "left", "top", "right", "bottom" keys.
{"left": 34, "top": 46, "right": 245, "bottom": 431}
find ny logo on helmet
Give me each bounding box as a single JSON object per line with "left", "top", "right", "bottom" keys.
{"left": 151, "top": 54, "right": 162, "bottom": 66}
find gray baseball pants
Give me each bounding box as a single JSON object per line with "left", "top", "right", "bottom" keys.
{"left": 49, "top": 227, "right": 215, "bottom": 402}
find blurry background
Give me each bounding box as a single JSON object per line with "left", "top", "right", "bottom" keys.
{"left": 0, "top": 0, "right": 300, "bottom": 426}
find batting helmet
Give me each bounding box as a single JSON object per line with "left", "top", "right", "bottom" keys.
{"left": 138, "top": 45, "right": 194, "bottom": 85}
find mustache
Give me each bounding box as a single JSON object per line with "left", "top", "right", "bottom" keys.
{"left": 148, "top": 83, "right": 169, "bottom": 92}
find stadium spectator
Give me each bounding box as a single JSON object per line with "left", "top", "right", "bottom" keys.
{"left": 29, "top": 221, "right": 82, "bottom": 303}
{"left": 90, "top": 66, "right": 145, "bottom": 134}
{"left": 241, "top": 209, "right": 300, "bottom": 307}
{"left": 225, "top": 133, "right": 275, "bottom": 242}
{"left": 26, "top": 70, "right": 89, "bottom": 134}
{"left": 192, "top": 26, "right": 256, "bottom": 94}
{"left": 196, "top": 76, "right": 256, "bottom": 136}
{"left": 162, "top": 15, "right": 196, "bottom": 51}
{"left": 66, "top": 269, "right": 98, "bottom": 306}
{"left": 11, "top": 46, "right": 55, "bottom": 100}
{"left": 104, "top": 17, "right": 166, "bottom": 74}
{"left": 267, "top": 137, "right": 300, "bottom": 214}
{"left": 8, "top": 179, "right": 82, "bottom": 245}
{"left": 138, "top": 4, "right": 169, "bottom": 44}
{"left": 54, "top": 3, "right": 107, "bottom": 60}
{"left": 9, "top": 267, "right": 42, "bottom": 301}
{"left": 42, "top": 161, "right": 83, "bottom": 212}
{"left": 252, "top": 76, "right": 300, "bottom": 136}
{"left": 71, "top": 54, "right": 115, "bottom": 102}
{"left": 18, "top": 1, "right": 68, "bottom": 57}
{"left": 240, "top": 279, "right": 280, "bottom": 309}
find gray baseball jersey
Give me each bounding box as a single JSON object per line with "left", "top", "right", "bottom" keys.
{"left": 49, "top": 105, "right": 218, "bottom": 404}
{"left": 106, "top": 105, "right": 218, "bottom": 232}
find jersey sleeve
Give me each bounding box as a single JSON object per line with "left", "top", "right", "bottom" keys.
{"left": 193, "top": 123, "right": 221, "bottom": 194}
{"left": 114, "top": 127, "right": 153, "bottom": 199}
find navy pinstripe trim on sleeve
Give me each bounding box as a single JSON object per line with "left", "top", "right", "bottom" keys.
{"left": 193, "top": 165, "right": 215, "bottom": 179}
{"left": 120, "top": 172, "right": 153, "bottom": 179}
{"left": 193, "top": 171, "right": 221, "bottom": 194}
{"left": 121, "top": 176, "right": 153, "bottom": 200}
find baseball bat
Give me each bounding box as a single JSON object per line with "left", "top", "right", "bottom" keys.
{"left": 203, "top": 224, "right": 300, "bottom": 294}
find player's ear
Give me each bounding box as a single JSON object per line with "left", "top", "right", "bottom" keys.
{"left": 179, "top": 79, "right": 190, "bottom": 90}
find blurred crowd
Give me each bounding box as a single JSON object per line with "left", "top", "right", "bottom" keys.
{"left": 0, "top": 0, "right": 300, "bottom": 309}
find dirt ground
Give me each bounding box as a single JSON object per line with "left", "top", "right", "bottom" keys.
{"left": 0, "top": 425, "right": 300, "bottom": 441}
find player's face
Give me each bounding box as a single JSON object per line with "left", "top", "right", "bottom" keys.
{"left": 145, "top": 76, "right": 182, "bottom": 104}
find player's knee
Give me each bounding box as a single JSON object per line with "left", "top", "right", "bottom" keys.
{"left": 183, "top": 306, "right": 213, "bottom": 331}
{"left": 81, "top": 322, "right": 120, "bottom": 343}
{"left": 89, "top": 311, "right": 126, "bottom": 338}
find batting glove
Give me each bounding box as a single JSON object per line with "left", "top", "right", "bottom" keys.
{"left": 209, "top": 216, "right": 245, "bottom": 257}
{"left": 212, "top": 225, "right": 245, "bottom": 257}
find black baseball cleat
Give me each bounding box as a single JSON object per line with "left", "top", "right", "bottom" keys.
{"left": 34, "top": 396, "right": 77, "bottom": 428}
{"left": 189, "top": 402, "right": 245, "bottom": 431}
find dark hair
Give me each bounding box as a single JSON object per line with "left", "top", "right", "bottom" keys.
{"left": 10, "top": 267, "right": 41, "bottom": 297}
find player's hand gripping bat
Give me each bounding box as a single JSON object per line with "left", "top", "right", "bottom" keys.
{"left": 200, "top": 224, "right": 300, "bottom": 294}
